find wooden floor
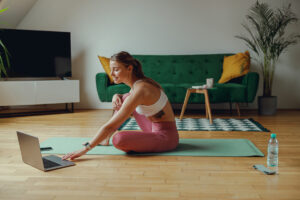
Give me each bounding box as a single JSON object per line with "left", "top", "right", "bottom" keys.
{"left": 0, "top": 109, "right": 300, "bottom": 200}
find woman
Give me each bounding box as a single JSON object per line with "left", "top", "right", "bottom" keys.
{"left": 62, "top": 51, "right": 179, "bottom": 160}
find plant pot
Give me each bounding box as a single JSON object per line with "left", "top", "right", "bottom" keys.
{"left": 258, "top": 96, "right": 277, "bottom": 115}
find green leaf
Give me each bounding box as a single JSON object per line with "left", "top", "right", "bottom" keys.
{"left": 0, "top": 8, "right": 8, "bottom": 13}
{"left": 0, "top": 56, "right": 8, "bottom": 77}
{"left": 0, "top": 40, "right": 11, "bottom": 77}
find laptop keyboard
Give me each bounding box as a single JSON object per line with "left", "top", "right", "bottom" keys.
{"left": 43, "top": 158, "right": 61, "bottom": 168}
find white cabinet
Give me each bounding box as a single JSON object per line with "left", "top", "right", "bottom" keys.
{"left": 0, "top": 80, "right": 80, "bottom": 106}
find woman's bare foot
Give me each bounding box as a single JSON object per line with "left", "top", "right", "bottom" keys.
{"left": 98, "top": 138, "right": 110, "bottom": 146}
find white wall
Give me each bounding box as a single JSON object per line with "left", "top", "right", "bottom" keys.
{"left": 0, "top": 0, "right": 38, "bottom": 28}
{"left": 17, "top": 0, "right": 300, "bottom": 109}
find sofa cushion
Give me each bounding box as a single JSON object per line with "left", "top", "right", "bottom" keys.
{"left": 205, "top": 87, "right": 230, "bottom": 103}
{"left": 160, "top": 84, "right": 183, "bottom": 103}
{"left": 216, "top": 83, "right": 247, "bottom": 102}
{"left": 218, "top": 51, "right": 250, "bottom": 83}
{"left": 107, "top": 84, "right": 130, "bottom": 101}
{"left": 98, "top": 56, "right": 114, "bottom": 84}
{"left": 161, "top": 83, "right": 230, "bottom": 104}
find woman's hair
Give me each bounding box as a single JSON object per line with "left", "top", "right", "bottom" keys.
{"left": 111, "top": 51, "right": 161, "bottom": 89}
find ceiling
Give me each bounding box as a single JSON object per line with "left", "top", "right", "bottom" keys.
{"left": 0, "top": 0, "right": 38, "bottom": 28}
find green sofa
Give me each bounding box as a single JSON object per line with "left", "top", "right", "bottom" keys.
{"left": 96, "top": 54, "right": 259, "bottom": 110}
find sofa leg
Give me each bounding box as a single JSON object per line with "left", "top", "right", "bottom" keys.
{"left": 236, "top": 103, "right": 241, "bottom": 117}
{"left": 229, "top": 102, "right": 232, "bottom": 115}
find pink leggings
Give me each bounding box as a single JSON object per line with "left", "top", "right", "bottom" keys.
{"left": 112, "top": 93, "right": 179, "bottom": 153}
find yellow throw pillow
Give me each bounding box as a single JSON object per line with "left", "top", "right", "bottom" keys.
{"left": 98, "top": 56, "right": 114, "bottom": 84}
{"left": 218, "top": 51, "right": 250, "bottom": 84}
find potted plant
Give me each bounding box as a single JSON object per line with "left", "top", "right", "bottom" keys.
{"left": 0, "top": 7, "right": 10, "bottom": 112}
{"left": 236, "top": 1, "right": 300, "bottom": 115}
{"left": 0, "top": 7, "right": 10, "bottom": 78}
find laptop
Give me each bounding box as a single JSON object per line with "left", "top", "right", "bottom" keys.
{"left": 17, "top": 131, "right": 75, "bottom": 171}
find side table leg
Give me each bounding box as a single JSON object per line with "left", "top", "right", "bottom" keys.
{"left": 205, "top": 99, "right": 208, "bottom": 119}
{"left": 180, "top": 89, "right": 191, "bottom": 120}
{"left": 236, "top": 103, "right": 240, "bottom": 117}
{"left": 204, "top": 90, "right": 213, "bottom": 124}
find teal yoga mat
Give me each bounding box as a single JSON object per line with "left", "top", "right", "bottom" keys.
{"left": 40, "top": 137, "right": 264, "bottom": 157}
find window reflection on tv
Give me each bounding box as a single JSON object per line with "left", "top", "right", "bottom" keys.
{"left": 0, "top": 29, "right": 71, "bottom": 78}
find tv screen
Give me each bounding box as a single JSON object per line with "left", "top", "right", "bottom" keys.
{"left": 0, "top": 29, "right": 71, "bottom": 78}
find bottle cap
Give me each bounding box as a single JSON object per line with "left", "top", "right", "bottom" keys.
{"left": 271, "top": 133, "right": 276, "bottom": 138}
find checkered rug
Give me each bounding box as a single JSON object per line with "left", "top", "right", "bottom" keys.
{"left": 118, "top": 118, "right": 270, "bottom": 132}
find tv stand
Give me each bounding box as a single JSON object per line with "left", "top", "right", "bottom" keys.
{"left": 60, "top": 77, "right": 71, "bottom": 80}
{"left": 0, "top": 80, "right": 80, "bottom": 117}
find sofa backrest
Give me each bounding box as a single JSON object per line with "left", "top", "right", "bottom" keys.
{"left": 133, "top": 54, "right": 233, "bottom": 84}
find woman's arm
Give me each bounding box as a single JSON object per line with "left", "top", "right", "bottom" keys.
{"left": 62, "top": 88, "right": 143, "bottom": 160}
{"left": 90, "top": 90, "right": 143, "bottom": 146}
{"left": 112, "top": 93, "right": 123, "bottom": 111}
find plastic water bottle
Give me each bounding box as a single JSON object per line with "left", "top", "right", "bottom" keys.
{"left": 267, "top": 133, "right": 279, "bottom": 173}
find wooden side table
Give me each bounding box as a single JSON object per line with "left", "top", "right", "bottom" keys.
{"left": 179, "top": 88, "right": 213, "bottom": 124}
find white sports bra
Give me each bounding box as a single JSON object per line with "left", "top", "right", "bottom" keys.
{"left": 133, "top": 80, "right": 168, "bottom": 117}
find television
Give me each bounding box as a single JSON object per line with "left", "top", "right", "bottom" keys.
{"left": 0, "top": 29, "right": 71, "bottom": 78}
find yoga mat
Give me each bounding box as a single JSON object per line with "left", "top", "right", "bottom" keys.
{"left": 40, "top": 137, "right": 264, "bottom": 157}
{"left": 119, "top": 118, "right": 270, "bottom": 132}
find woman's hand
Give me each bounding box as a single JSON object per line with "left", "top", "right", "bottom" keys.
{"left": 62, "top": 148, "right": 88, "bottom": 160}
{"left": 112, "top": 94, "right": 122, "bottom": 111}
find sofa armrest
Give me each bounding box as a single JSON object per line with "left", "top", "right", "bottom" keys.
{"left": 95, "top": 73, "right": 110, "bottom": 102}
{"left": 242, "top": 72, "right": 259, "bottom": 103}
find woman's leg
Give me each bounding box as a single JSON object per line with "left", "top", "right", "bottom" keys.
{"left": 112, "top": 131, "right": 177, "bottom": 153}
{"left": 112, "top": 121, "right": 179, "bottom": 153}
{"left": 100, "top": 93, "right": 132, "bottom": 146}
{"left": 112, "top": 93, "right": 131, "bottom": 116}
{"left": 132, "top": 111, "right": 152, "bottom": 132}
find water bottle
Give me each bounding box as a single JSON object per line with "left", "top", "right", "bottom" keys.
{"left": 267, "top": 133, "right": 279, "bottom": 173}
